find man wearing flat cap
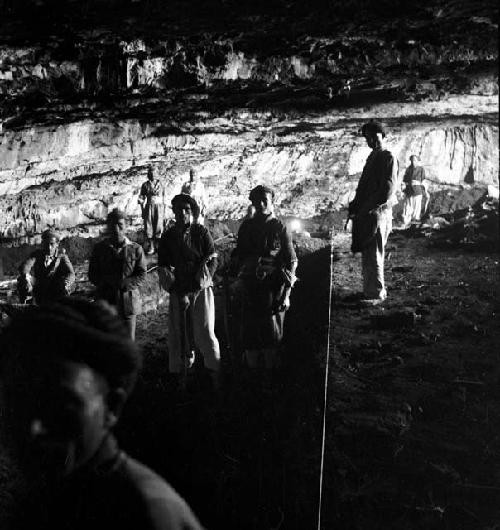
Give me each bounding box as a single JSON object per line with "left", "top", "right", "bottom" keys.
{"left": 347, "top": 121, "right": 398, "bottom": 305}
{"left": 89, "top": 208, "right": 147, "bottom": 340}
{"left": 0, "top": 298, "right": 203, "bottom": 530}
{"left": 17, "top": 228, "right": 75, "bottom": 304}
{"left": 158, "top": 194, "right": 220, "bottom": 384}
{"left": 231, "top": 185, "right": 298, "bottom": 372}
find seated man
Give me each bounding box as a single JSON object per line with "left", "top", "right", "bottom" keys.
{"left": 0, "top": 298, "right": 203, "bottom": 530}
{"left": 89, "top": 209, "right": 146, "bottom": 340}
{"left": 17, "top": 228, "right": 75, "bottom": 304}
{"left": 157, "top": 194, "right": 220, "bottom": 382}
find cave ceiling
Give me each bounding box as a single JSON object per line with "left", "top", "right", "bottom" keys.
{"left": 0, "top": 0, "right": 497, "bottom": 125}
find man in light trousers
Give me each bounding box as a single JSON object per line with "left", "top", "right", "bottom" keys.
{"left": 401, "top": 154, "right": 429, "bottom": 227}
{"left": 348, "top": 121, "right": 397, "bottom": 306}
{"left": 158, "top": 194, "right": 220, "bottom": 386}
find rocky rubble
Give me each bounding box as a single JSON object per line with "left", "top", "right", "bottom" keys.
{"left": 417, "top": 196, "right": 499, "bottom": 250}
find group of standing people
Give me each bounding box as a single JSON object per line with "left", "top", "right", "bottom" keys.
{"left": 15, "top": 182, "right": 298, "bottom": 384}
{"left": 3, "top": 119, "right": 434, "bottom": 530}
{"left": 156, "top": 184, "right": 297, "bottom": 380}
{"left": 15, "top": 124, "right": 430, "bottom": 366}
{"left": 6, "top": 180, "right": 298, "bottom": 530}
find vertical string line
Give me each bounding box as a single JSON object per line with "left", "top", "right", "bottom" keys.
{"left": 317, "top": 228, "right": 335, "bottom": 530}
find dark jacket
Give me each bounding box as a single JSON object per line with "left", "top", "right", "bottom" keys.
{"left": 89, "top": 238, "right": 146, "bottom": 315}
{"left": 18, "top": 249, "right": 75, "bottom": 304}
{"left": 158, "top": 223, "right": 216, "bottom": 296}
{"left": 403, "top": 165, "right": 426, "bottom": 196}
{"left": 232, "top": 214, "right": 297, "bottom": 280}
{"left": 349, "top": 148, "right": 397, "bottom": 217}
{"left": 14, "top": 435, "right": 203, "bottom": 530}
{"left": 349, "top": 148, "right": 397, "bottom": 253}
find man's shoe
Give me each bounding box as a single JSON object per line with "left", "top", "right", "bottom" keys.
{"left": 359, "top": 297, "right": 386, "bottom": 307}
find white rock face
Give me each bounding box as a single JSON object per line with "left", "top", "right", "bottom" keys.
{"left": 0, "top": 96, "right": 498, "bottom": 240}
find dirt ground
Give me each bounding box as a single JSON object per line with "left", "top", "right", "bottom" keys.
{"left": 114, "top": 224, "right": 499, "bottom": 530}
{"left": 325, "top": 231, "right": 500, "bottom": 530}
{"left": 0, "top": 221, "right": 499, "bottom": 530}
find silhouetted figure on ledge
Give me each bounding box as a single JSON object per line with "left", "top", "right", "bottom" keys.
{"left": 0, "top": 298, "right": 203, "bottom": 530}
{"left": 139, "top": 165, "right": 164, "bottom": 254}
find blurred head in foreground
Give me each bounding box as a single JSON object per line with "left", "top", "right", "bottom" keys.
{"left": 0, "top": 298, "right": 141, "bottom": 482}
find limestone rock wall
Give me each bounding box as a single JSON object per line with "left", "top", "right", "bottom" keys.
{"left": 0, "top": 3, "right": 497, "bottom": 244}
{"left": 0, "top": 102, "right": 497, "bottom": 241}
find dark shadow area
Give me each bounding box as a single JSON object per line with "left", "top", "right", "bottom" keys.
{"left": 115, "top": 242, "right": 333, "bottom": 529}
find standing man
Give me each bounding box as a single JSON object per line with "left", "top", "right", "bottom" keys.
{"left": 181, "top": 168, "right": 207, "bottom": 225}
{"left": 158, "top": 194, "right": 220, "bottom": 383}
{"left": 17, "top": 228, "right": 75, "bottom": 304}
{"left": 138, "top": 165, "right": 164, "bottom": 254}
{"left": 0, "top": 298, "right": 203, "bottom": 530}
{"left": 231, "top": 185, "right": 298, "bottom": 372}
{"left": 347, "top": 121, "right": 397, "bottom": 306}
{"left": 89, "top": 209, "right": 146, "bottom": 340}
{"left": 401, "top": 154, "right": 429, "bottom": 227}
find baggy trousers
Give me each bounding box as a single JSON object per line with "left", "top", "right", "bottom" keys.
{"left": 167, "top": 288, "right": 220, "bottom": 374}
{"left": 402, "top": 194, "right": 423, "bottom": 226}
{"left": 361, "top": 212, "right": 392, "bottom": 300}
{"left": 143, "top": 202, "right": 161, "bottom": 239}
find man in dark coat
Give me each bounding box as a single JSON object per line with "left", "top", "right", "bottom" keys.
{"left": 231, "top": 185, "right": 298, "bottom": 370}
{"left": 0, "top": 298, "right": 203, "bottom": 530}
{"left": 347, "top": 121, "right": 397, "bottom": 305}
{"left": 17, "top": 228, "right": 75, "bottom": 304}
{"left": 158, "top": 194, "right": 220, "bottom": 379}
{"left": 89, "top": 209, "right": 146, "bottom": 340}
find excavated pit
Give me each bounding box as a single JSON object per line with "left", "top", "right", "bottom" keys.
{"left": 0, "top": 1, "right": 499, "bottom": 529}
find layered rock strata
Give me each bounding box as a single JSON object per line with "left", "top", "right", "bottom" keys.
{"left": 0, "top": 100, "right": 497, "bottom": 241}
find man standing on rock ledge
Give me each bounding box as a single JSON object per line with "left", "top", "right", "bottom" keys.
{"left": 139, "top": 165, "right": 164, "bottom": 254}
{"left": 347, "top": 121, "right": 397, "bottom": 306}
{"left": 89, "top": 209, "right": 147, "bottom": 340}
{"left": 401, "top": 154, "right": 429, "bottom": 228}
{"left": 181, "top": 168, "right": 207, "bottom": 225}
